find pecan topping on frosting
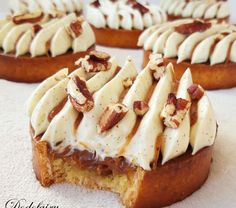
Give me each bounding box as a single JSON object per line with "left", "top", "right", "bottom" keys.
{"left": 98, "top": 103, "right": 128, "bottom": 134}
{"left": 148, "top": 54, "right": 166, "bottom": 81}
{"left": 122, "top": 77, "right": 135, "bottom": 88}
{"left": 91, "top": 0, "right": 101, "bottom": 7}
{"left": 68, "top": 76, "right": 94, "bottom": 112}
{"left": 33, "top": 24, "right": 42, "bottom": 33}
{"left": 161, "top": 93, "right": 191, "bottom": 128}
{"left": 128, "top": 0, "right": 149, "bottom": 15}
{"left": 175, "top": 20, "right": 211, "bottom": 35}
{"left": 12, "top": 12, "right": 44, "bottom": 24}
{"left": 187, "top": 84, "right": 205, "bottom": 100}
{"left": 133, "top": 101, "right": 149, "bottom": 116}
{"left": 67, "top": 18, "right": 83, "bottom": 38}
{"left": 76, "top": 50, "right": 111, "bottom": 73}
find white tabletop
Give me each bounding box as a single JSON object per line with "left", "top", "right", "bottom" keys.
{"left": 0, "top": 1, "right": 236, "bottom": 208}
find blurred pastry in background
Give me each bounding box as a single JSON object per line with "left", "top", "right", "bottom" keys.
{"left": 85, "top": 0, "right": 167, "bottom": 48}
{"left": 160, "top": 0, "right": 229, "bottom": 23}
{"left": 0, "top": 12, "right": 95, "bottom": 82}
{"left": 9, "top": 0, "right": 83, "bottom": 16}
{"left": 138, "top": 19, "right": 236, "bottom": 89}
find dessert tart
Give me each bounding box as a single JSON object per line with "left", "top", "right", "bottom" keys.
{"left": 27, "top": 51, "right": 217, "bottom": 208}
{"left": 160, "top": 0, "right": 229, "bottom": 23}
{"left": 9, "top": 0, "right": 83, "bottom": 16}
{"left": 138, "top": 19, "right": 236, "bottom": 90}
{"left": 0, "top": 12, "right": 95, "bottom": 83}
{"left": 85, "top": 0, "right": 167, "bottom": 48}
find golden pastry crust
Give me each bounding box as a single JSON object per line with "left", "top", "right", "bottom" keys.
{"left": 0, "top": 45, "right": 95, "bottom": 83}
{"left": 32, "top": 135, "right": 213, "bottom": 208}
{"left": 143, "top": 50, "right": 236, "bottom": 90}
{"left": 91, "top": 25, "right": 142, "bottom": 48}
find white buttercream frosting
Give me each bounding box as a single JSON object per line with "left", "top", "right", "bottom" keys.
{"left": 27, "top": 52, "right": 217, "bottom": 170}
{"left": 85, "top": 0, "right": 167, "bottom": 30}
{"left": 138, "top": 19, "right": 236, "bottom": 65}
{"left": 0, "top": 13, "right": 95, "bottom": 57}
{"left": 160, "top": 0, "right": 229, "bottom": 20}
{"left": 9, "top": 0, "right": 83, "bottom": 16}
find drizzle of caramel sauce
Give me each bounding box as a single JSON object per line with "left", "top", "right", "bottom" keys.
{"left": 190, "top": 100, "right": 198, "bottom": 126}
{"left": 150, "top": 134, "right": 163, "bottom": 170}
{"left": 209, "top": 37, "right": 221, "bottom": 56}
{"left": 118, "top": 82, "right": 156, "bottom": 155}
{"left": 118, "top": 117, "right": 141, "bottom": 155}
{"left": 48, "top": 98, "right": 68, "bottom": 122}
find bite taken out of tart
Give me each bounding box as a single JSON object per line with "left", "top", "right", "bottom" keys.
{"left": 160, "top": 0, "right": 229, "bottom": 23}
{"left": 138, "top": 19, "right": 236, "bottom": 90}
{"left": 0, "top": 12, "right": 95, "bottom": 83}
{"left": 85, "top": 0, "right": 167, "bottom": 48}
{"left": 27, "top": 50, "right": 217, "bottom": 208}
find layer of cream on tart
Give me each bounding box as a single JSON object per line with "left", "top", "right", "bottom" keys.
{"left": 9, "top": 0, "right": 83, "bottom": 16}
{"left": 85, "top": 0, "right": 167, "bottom": 30}
{"left": 160, "top": 0, "right": 229, "bottom": 20}
{"left": 27, "top": 51, "right": 217, "bottom": 170}
{"left": 138, "top": 19, "right": 236, "bottom": 65}
{"left": 0, "top": 12, "right": 95, "bottom": 57}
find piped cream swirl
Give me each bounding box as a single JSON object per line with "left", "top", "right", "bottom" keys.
{"left": 160, "top": 0, "right": 229, "bottom": 20}
{"left": 27, "top": 53, "right": 217, "bottom": 170}
{"left": 138, "top": 19, "right": 236, "bottom": 65}
{"left": 0, "top": 13, "right": 95, "bottom": 57}
{"left": 9, "top": 0, "right": 83, "bottom": 16}
{"left": 85, "top": 0, "right": 167, "bottom": 30}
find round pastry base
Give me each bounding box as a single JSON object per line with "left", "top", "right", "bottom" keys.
{"left": 91, "top": 26, "right": 142, "bottom": 49}
{"left": 143, "top": 50, "right": 236, "bottom": 90}
{"left": 0, "top": 46, "right": 94, "bottom": 83}
{"left": 167, "top": 15, "right": 229, "bottom": 23}
{"left": 133, "top": 146, "right": 213, "bottom": 208}
{"left": 32, "top": 134, "right": 213, "bottom": 208}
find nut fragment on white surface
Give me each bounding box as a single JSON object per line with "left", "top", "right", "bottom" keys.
{"left": 97, "top": 103, "right": 128, "bottom": 134}
{"left": 68, "top": 75, "right": 94, "bottom": 112}
{"left": 161, "top": 93, "right": 191, "bottom": 128}
{"left": 133, "top": 101, "right": 149, "bottom": 116}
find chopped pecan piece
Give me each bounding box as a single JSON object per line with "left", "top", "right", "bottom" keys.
{"left": 98, "top": 103, "right": 128, "bottom": 134}
{"left": 149, "top": 54, "right": 164, "bottom": 70}
{"left": 128, "top": 0, "right": 149, "bottom": 15}
{"left": 153, "top": 67, "right": 166, "bottom": 81}
{"left": 148, "top": 54, "right": 166, "bottom": 80}
{"left": 90, "top": 50, "right": 111, "bottom": 62}
{"left": 76, "top": 50, "right": 111, "bottom": 73}
{"left": 75, "top": 56, "right": 93, "bottom": 72}
{"left": 33, "top": 24, "right": 42, "bottom": 33}
{"left": 67, "top": 18, "right": 83, "bottom": 38}
{"left": 187, "top": 84, "right": 204, "bottom": 100}
{"left": 122, "top": 77, "right": 135, "bottom": 88}
{"left": 12, "top": 12, "right": 44, "bottom": 24}
{"left": 175, "top": 20, "right": 211, "bottom": 35}
{"left": 133, "top": 101, "right": 149, "bottom": 116}
{"left": 68, "top": 76, "right": 94, "bottom": 112}
{"left": 161, "top": 93, "right": 176, "bottom": 118}
{"left": 176, "top": 98, "right": 190, "bottom": 110}
{"left": 161, "top": 93, "right": 191, "bottom": 128}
